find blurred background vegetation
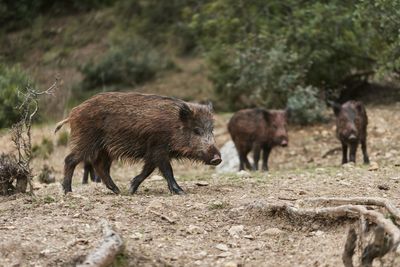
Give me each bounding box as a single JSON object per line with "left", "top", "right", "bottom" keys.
{"left": 0, "top": 0, "right": 399, "bottom": 127}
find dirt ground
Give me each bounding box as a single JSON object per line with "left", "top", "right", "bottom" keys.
{"left": 1, "top": 103, "right": 400, "bottom": 267}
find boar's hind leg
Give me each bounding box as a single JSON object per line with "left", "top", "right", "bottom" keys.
{"left": 158, "top": 160, "right": 185, "bottom": 195}
{"left": 129, "top": 161, "right": 156, "bottom": 194}
{"left": 262, "top": 146, "right": 272, "bottom": 171}
{"left": 82, "top": 162, "right": 98, "bottom": 184}
{"left": 93, "top": 152, "right": 120, "bottom": 194}
{"left": 252, "top": 144, "right": 261, "bottom": 171}
{"left": 63, "top": 153, "right": 80, "bottom": 193}
{"left": 341, "top": 142, "right": 348, "bottom": 164}
{"left": 361, "top": 139, "right": 370, "bottom": 164}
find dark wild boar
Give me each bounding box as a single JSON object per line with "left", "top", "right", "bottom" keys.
{"left": 55, "top": 92, "right": 221, "bottom": 195}
{"left": 329, "top": 100, "right": 369, "bottom": 164}
{"left": 228, "top": 108, "right": 289, "bottom": 171}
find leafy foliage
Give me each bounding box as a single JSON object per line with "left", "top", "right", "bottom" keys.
{"left": 79, "top": 38, "right": 175, "bottom": 91}
{"left": 0, "top": 64, "right": 34, "bottom": 128}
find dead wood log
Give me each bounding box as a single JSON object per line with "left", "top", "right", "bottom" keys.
{"left": 297, "top": 197, "right": 400, "bottom": 224}
{"left": 77, "top": 220, "right": 123, "bottom": 267}
{"left": 250, "top": 200, "right": 400, "bottom": 266}
{"left": 343, "top": 228, "right": 357, "bottom": 267}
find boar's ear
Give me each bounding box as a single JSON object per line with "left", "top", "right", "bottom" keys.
{"left": 205, "top": 101, "right": 214, "bottom": 112}
{"left": 327, "top": 100, "right": 341, "bottom": 116}
{"left": 179, "top": 103, "right": 193, "bottom": 122}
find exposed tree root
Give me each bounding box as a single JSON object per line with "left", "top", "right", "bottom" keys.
{"left": 249, "top": 197, "right": 400, "bottom": 266}
{"left": 77, "top": 220, "right": 123, "bottom": 267}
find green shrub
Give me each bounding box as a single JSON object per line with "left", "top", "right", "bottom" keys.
{"left": 56, "top": 131, "right": 69, "bottom": 146}
{"left": 79, "top": 38, "right": 175, "bottom": 91}
{"left": 32, "top": 137, "right": 54, "bottom": 159}
{"left": 286, "top": 86, "right": 327, "bottom": 125}
{"left": 0, "top": 64, "right": 34, "bottom": 128}
{"left": 209, "top": 45, "right": 304, "bottom": 110}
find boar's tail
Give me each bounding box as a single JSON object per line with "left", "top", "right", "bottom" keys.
{"left": 54, "top": 118, "right": 69, "bottom": 134}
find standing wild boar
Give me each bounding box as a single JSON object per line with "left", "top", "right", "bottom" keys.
{"left": 329, "top": 100, "right": 369, "bottom": 164}
{"left": 55, "top": 92, "right": 221, "bottom": 195}
{"left": 228, "top": 108, "right": 289, "bottom": 171}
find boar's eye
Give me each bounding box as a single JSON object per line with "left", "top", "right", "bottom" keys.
{"left": 193, "top": 128, "right": 202, "bottom": 135}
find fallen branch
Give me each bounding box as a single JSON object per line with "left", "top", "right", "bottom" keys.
{"left": 343, "top": 228, "right": 357, "bottom": 267}
{"left": 77, "top": 220, "right": 123, "bottom": 267}
{"left": 250, "top": 200, "right": 400, "bottom": 266}
{"left": 149, "top": 209, "right": 176, "bottom": 224}
{"left": 298, "top": 197, "right": 400, "bottom": 224}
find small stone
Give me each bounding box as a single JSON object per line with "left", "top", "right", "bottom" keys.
{"left": 195, "top": 181, "right": 209, "bottom": 186}
{"left": 215, "top": 243, "right": 229, "bottom": 251}
{"left": 217, "top": 252, "right": 232, "bottom": 258}
{"left": 130, "top": 232, "right": 143, "bottom": 240}
{"left": 193, "top": 251, "right": 207, "bottom": 260}
{"left": 313, "top": 230, "right": 324, "bottom": 236}
{"left": 187, "top": 225, "right": 204, "bottom": 234}
{"left": 236, "top": 170, "right": 251, "bottom": 178}
{"left": 228, "top": 225, "right": 244, "bottom": 238}
{"left": 224, "top": 262, "right": 239, "bottom": 267}
{"left": 262, "top": 228, "right": 285, "bottom": 236}
{"left": 369, "top": 162, "right": 379, "bottom": 171}
{"left": 338, "top": 180, "right": 351, "bottom": 186}
{"left": 211, "top": 173, "right": 218, "bottom": 179}
{"left": 342, "top": 162, "right": 355, "bottom": 169}
{"left": 378, "top": 184, "right": 390, "bottom": 191}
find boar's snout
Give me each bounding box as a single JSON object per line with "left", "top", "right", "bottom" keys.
{"left": 204, "top": 146, "right": 222, "bottom": 166}
{"left": 280, "top": 139, "right": 288, "bottom": 147}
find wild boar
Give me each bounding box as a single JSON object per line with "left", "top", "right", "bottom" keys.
{"left": 228, "top": 108, "right": 289, "bottom": 171}
{"left": 55, "top": 92, "right": 221, "bottom": 195}
{"left": 329, "top": 100, "right": 369, "bottom": 164}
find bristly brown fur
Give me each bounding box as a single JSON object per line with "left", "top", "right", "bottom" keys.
{"left": 332, "top": 100, "right": 369, "bottom": 164}
{"left": 60, "top": 92, "right": 221, "bottom": 194}
{"left": 228, "top": 108, "right": 288, "bottom": 171}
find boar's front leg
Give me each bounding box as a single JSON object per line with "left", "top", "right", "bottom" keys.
{"left": 262, "top": 145, "right": 272, "bottom": 171}
{"left": 341, "top": 142, "right": 348, "bottom": 164}
{"left": 129, "top": 161, "right": 156, "bottom": 194}
{"left": 158, "top": 160, "right": 185, "bottom": 195}
{"left": 361, "top": 139, "right": 370, "bottom": 164}
{"left": 252, "top": 144, "right": 261, "bottom": 171}
{"left": 349, "top": 142, "right": 358, "bottom": 163}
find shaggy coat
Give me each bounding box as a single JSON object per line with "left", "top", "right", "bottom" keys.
{"left": 228, "top": 108, "right": 288, "bottom": 171}
{"left": 330, "top": 100, "right": 369, "bottom": 164}
{"left": 56, "top": 92, "right": 221, "bottom": 194}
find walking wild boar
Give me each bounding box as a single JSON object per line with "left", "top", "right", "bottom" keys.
{"left": 329, "top": 100, "right": 369, "bottom": 164}
{"left": 55, "top": 92, "right": 221, "bottom": 195}
{"left": 228, "top": 108, "right": 289, "bottom": 171}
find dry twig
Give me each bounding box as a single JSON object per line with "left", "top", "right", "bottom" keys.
{"left": 77, "top": 220, "right": 123, "bottom": 267}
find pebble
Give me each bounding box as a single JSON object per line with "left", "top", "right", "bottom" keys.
{"left": 236, "top": 170, "right": 251, "bottom": 178}
{"left": 216, "top": 243, "right": 229, "bottom": 251}
{"left": 228, "top": 225, "right": 244, "bottom": 238}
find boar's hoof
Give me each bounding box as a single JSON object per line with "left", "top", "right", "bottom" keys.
{"left": 172, "top": 189, "right": 186, "bottom": 195}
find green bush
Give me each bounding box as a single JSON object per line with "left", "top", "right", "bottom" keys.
{"left": 79, "top": 38, "right": 175, "bottom": 91}
{"left": 56, "top": 131, "right": 69, "bottom": 146}
{"left": 32, "top": 137, "right": 54, "bottom": 159}
{"left": 0, "top": 64, "right": 34, "bottom": 128}
{"left": 209, "top": 45, "right": 304, "bottom": 110}
{"left": 286, "top": 86, "right": 327, "bottom": 125}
